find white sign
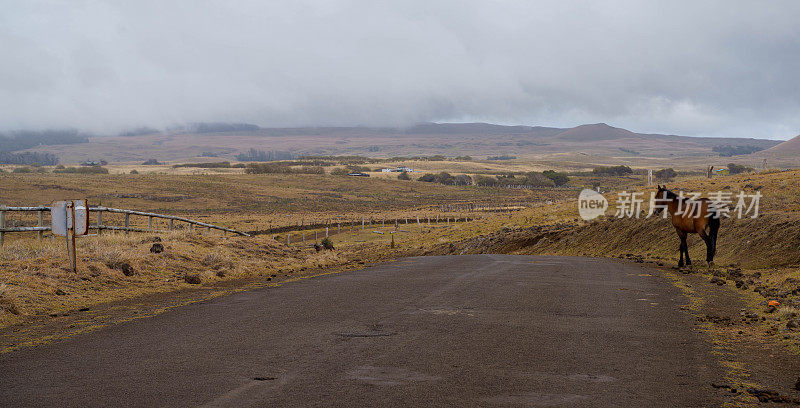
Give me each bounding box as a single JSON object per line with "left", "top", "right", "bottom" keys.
{"left": 51, "top": 200, "right": 89, "bottom": 236}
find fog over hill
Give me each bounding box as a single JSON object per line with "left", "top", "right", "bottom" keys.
{"left": 11, "top": 121, "right": 784, "bottom": 166}
{"left": 2, "top": 1, "right": 800, "bottom": 139}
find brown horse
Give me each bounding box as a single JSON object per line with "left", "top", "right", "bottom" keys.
{"left": 653, "top": 185, "right": 720, "bottom": 267}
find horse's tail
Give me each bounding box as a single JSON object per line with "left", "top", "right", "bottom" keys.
{"left": 708, "top": 210, "right": 721, "bottom": 258}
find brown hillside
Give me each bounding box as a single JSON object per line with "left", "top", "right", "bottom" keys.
{"left": 554, "top": 123, "right": 640, "bottom": 141}
{"left": 761, "top": 134, "right": 800, "bottom": 157}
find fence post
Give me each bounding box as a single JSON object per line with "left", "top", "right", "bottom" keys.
{"left": 37, "top": 210, "right": 44, "bottom": 242}
{"left": 148, "top": 216, "right": 153, "bottom": 231}
{"left": 325, "top": 227, "right": 329, "bottom": 238}
{"left": 0, "top": 208, "right": 5, "bottom": 247}
{"left": 362, "top": 217, "right": 365, "bottom": 230}
{"left": 189, "top": 223, "right": 193, "bottom": 232}
{"left": 169, "top": 218, "right": 174, "bottom": 231}
{"left": 124, "top": 213, "right": 130, "bottom": 234}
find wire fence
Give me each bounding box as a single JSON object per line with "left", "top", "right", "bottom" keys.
{"left": 0, "top": 205, "right": 249, "bottom": 246}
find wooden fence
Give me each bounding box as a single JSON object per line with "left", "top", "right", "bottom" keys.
{"left": 0, "top": 205, "right": 249, "bottom": 245}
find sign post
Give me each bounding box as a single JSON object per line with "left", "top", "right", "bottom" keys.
{"left": 51, "top": 199, "right": 89, "bottom": 272}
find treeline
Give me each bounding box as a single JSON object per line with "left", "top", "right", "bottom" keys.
{"left": 418, "top": 172, "right": 473, "bottom": 185}
{"left": 244, "top": 163, "right": 324, "bottom": 174}
{"left": 297, "top": 155, "right": 475, "bottom": 165}
{"left": 236, "top": 149, "right": 295, "bottom": 162}
{"left": 118, "top": 127, "right": 160, "bottom": 137}
{"left": 172, "top": 161, "right": 246, "bottom": 169}
{"left": 0, "top": 129, "right": 88, "bottom": 164}
{"left": 53, "top": 165, "right": 109, "bottom": 174}
{"left": 0, "top": 151, "right": 59, "bottom": 165}
{"left": 0, "top": 129, "right": 88, "bottom": 153}
{"left": 190, "top": 123, "right": 260, "bottom": 133}
{"left": 418, "top": 170, "right": 570, "bottom": 188}
{"left": 713, "top": 145, "right": 764, "bottom": 157}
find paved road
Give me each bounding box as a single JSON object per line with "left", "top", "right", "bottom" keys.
{"left": 0, "top": 255, "right": 723, "bottom": 407}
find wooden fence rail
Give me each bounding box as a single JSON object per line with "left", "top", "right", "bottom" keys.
{"left": 0, "top": 205, "right": 249, "bottom": 245}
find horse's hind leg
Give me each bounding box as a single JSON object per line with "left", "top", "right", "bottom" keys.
{"left": 684, "top": 237, "right": 692, "bottom": 266}
{"left": 698, "top": 230, "right": 714, "bottom": 266}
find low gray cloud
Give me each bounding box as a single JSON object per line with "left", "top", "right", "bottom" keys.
{"left": 1, "top": 0, "right": 799, "bottom": 139}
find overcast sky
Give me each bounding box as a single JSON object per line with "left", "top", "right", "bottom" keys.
{"left": 1, "top": 1, "right": 799, "bottom": 139}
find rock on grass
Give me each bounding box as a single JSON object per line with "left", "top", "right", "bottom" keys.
{"left": 184, "top": 274, "right": 202, "bottom": 285}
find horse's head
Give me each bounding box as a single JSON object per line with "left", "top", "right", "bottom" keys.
{"left": 653, "top": 184, "right": 672, "bottom": 215}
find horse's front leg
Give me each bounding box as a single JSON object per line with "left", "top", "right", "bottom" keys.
{"left": 678, "top": 239, "right": 685, "bottom": 268}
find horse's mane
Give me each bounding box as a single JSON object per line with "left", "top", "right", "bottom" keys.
{"left": 661, "top": 189, "right": 679, "bottom": 200}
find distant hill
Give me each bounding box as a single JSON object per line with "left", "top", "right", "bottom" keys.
{"left": 553, "top": 123, "right": 638, "bottom": 141}
{"left": 760, "top": 134, "right": 800, "bottom": 157}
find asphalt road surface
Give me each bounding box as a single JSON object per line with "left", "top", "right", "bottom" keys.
{"left": 0, "top": 255, "right": 722, "bottom": 407}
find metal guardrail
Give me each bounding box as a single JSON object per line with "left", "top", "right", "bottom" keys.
{"left": 0, "top": 205, "right": 249, "bottom": 244}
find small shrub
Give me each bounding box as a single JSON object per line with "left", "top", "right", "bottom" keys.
{"left": 130, "top": 169, "right": 139, "bottom": 174}
{"left": 321, "top": 237, "right": 335, "bottom": 250}
{"left": 398, "top": 171, "right": 411, "bottom": 180}
{"left": 12, "top": 166, "right": 32, "bottom": 173}
{"left": 141, "top": 159, "right": 163, "bottom": 165}
{"left": 655, "top": 168, "right": 677, "bottom": 180}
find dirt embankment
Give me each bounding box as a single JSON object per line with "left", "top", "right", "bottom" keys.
{"left": 434, "top": 213, "right": 800, "bottom": 269}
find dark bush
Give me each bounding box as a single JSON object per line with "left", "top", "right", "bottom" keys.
{"left": 522, "top": 172, "right": 555, "bottom": 187}
{"left": 398, "top": 171, "right": 411, "bottom": 180}
{"left": 592, "top": 165, "right": 633, "bottom": 176}
{"left": 542, "top": 170, "right": 570, "bottom": 186}
{"left": 655, "top": 168, "right": 677, "bottom": 180}
{"left": 474, "top": 175, "right": 500, "bottom": 186}
{"left": 728, "top": 163, "right": 754, "bottom": 175}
